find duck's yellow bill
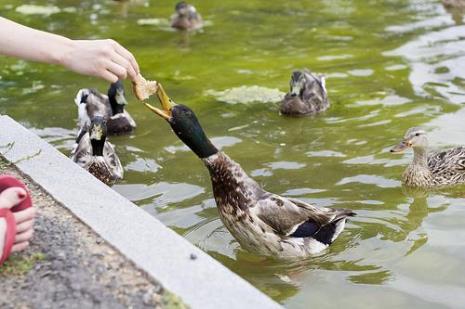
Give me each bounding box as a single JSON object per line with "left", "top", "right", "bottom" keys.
{"left": 144, "top": 83, "right": 177, "bottom": 120}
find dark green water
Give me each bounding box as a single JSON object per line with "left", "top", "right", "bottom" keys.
{"left": 1, "top": 0, "right": 465, "bottom": 307}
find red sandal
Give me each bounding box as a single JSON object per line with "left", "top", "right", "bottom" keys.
{"left": 0, "top": 175, "right": 32, "bottom": 265}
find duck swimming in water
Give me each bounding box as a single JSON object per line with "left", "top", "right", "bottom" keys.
{"left": 71, "top": 116, "right": 123, "bottom": 186}
{"left": 141, "top": 84, "right": 355, "bottom": 258}
{"left": 391, "top": 127, "right": 465, "bottom": 187}
{"left": 74, "top": 81, "right": 136, "bottom": 135}
{"left": 170, "top": 1, "right": 203, "bottom": 31}
{"left": 280, "top": 69, "right": 329, "bottom": 116}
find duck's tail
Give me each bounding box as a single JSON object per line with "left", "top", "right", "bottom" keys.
{"left": 314, "top": 208, "right": 355, "bottom": 245}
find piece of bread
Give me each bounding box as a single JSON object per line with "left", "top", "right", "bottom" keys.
{"left": 132, "top": 74, "right": 158, "bottom": 101}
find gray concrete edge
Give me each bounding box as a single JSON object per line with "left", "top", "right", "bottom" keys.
{"left": 0, "top": 115, "right": 282, "bottom": 309}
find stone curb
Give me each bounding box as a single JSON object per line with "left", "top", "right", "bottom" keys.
{"left": 0, "top": 115, "right": 282, "bottom": 309}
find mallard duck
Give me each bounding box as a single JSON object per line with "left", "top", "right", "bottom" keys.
{"left": 390, "top": 127, "right": 465, "bottom": 187}
{"left": 74, "top": 81, "right": 136, "bottom": 135}
{"left": 142, "top": 85, "right": 355, "bottom": 258}
{"left": 71, "top": 116, "right": 123, "bottom": 186}
{"left": 170, "top": 1, "right": 203, "bottom": 31}
{"left": 280, "top": 69, "right": 329, "bottom": 116}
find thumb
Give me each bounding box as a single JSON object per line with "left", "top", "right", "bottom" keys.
{"left": 0, "top": 187, "right": 27, "bottom": 209}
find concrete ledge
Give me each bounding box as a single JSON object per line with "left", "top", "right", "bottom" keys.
{"left": 0, "top": 115, "right": 281, "bottom": 309}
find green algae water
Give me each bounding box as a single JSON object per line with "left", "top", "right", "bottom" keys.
{"left": 2, "top": 0, "right": 465, "bottom": 307}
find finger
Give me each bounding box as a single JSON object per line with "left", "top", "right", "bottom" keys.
{"left": 100, "top": 70, "right": 119, "bottom": 83}
{"left": 11, "top": 241, "right": 29, "bottom": 253}
{"left": 15, "top": 229, "right": 33, "bottom": 244}
{"left": 113, "top": 42, "right": 140, "bottom": 76}
{"left": 14, "top": 207, "right": 36, "bottom": 224}
{"left": 0, "top": 187, "right": 27, "bottom": 209}
{"left": 110, "top": 52, "right": 137, "bottom": 80}
{"left": 15, "top": 218, "right": 34, "bottom": 234}
{"left": 105, "top": 61, "right": 128, "bottom": 80}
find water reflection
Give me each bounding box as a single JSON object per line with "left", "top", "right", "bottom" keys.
{"left": 386, "top": 25, "right": 465, "bottom": 103}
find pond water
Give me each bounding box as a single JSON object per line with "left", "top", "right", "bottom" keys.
{"left": 1, "top": 0, "right": 465, "bottom": 307}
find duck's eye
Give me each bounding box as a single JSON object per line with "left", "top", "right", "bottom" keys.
{"left": 415, "top": 133, "right": 420, "bottom": 136}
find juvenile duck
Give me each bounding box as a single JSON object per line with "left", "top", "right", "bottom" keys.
{"left": 280, "top": 69, "right": 329, "bottom": 116}
{"left": 143, "top": 85, "right": 355, "bottom": 258}
{"left": 171, "top": 1, "right": 203, "bottom": 31}
{"left": 74, "top": 81, "right": 136, "bottom": 135}
{"left": 391, "top": 127, "right": 465, "bottom": 187}
{"left": 71, "top": 116, "right": 123, "bottom": 186}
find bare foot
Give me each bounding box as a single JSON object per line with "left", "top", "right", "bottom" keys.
{"left": 0, "top": 187, "right": 36, "bottom": 261}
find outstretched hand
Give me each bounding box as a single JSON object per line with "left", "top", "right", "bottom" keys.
{"left": 60, "top": 39, "right": 140, "bottom": 83}
{"left": 0, "top": 17, "right": 141, "bottom": 83}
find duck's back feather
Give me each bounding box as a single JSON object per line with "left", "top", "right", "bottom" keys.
{"left": 428, "top": 147, "right": 465, "bottom": 185}
{"left": 254, "top": 194, "right": 354, "bottom": 241}
{"left": 70, "top": 131, "right": 123, "bottom": 184}
{"left": 107, "top": 111, "right": 136, "bottom": 134}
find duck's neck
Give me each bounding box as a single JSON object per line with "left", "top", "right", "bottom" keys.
{"left": 403, "top": 146, "right": 432, "bottom": 187}
{"left": 109, "top": 97, "right": 124, "bottom": 115}
{"left": 412, "top": 147, "right": 428, "bottom": 168}
{"left": 91, "top": 138, "right": 105, "bottom": 157}
{"left": 202, "top": 152, "right": 263, "bottom": 212}
{"left": 170, "top": 119, "right": 218, "bottom": 159}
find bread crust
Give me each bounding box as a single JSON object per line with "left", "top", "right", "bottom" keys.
{"left": 132, "top": 75, "right": 158, "bottom": 101}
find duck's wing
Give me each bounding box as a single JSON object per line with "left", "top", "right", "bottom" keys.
{"left": 103, "top": 142, "right": 124, "bottom": 180}
{"left": 70, "top": 125, "right": 89, "bottom": 156}
{"left": 254, "top": 194, "right": 354, "bottom": 242}
{"left": 123, "top": 110, "right": 136, "bottom": 128}
{"left": 301, "top": 72, "right": 328, "bottom": 111}
{"left": 428, "top": 147, "right": 465, "bottom": 171}
{"left": 75, "top": 89, "right": 112, "bottom": 128}
{"left": 70, "top": 132, "right": 92, "bottom": 168}
{"left": 85, "top": 90, "right": 112, "bottom": 119}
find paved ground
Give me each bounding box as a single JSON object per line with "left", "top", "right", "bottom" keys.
{"left": 0, "top": 157, "right": 186, "bottom": 309}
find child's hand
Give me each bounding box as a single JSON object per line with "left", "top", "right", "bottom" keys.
{"left": 59, "top": 39, "right": 140, "bottom": 83}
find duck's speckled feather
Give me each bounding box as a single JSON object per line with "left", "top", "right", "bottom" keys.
{"left": 428, "top": 146, "right": 465, "bottom": 185}
{"left": 203, "top": 152, "right": 354, "bottom": 257}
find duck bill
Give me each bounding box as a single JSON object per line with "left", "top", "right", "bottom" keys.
{"left": 144, "top": 84, "right": 176, "bottom": 120}
{"left": 115, "top": 89, "right": 128, "bottom": 105}
{"left": 390, "top": 140, "right": 411, "bottom": 153}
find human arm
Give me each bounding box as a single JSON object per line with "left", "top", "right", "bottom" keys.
{"left": 0, "top": 17, "right": 139, "bottom": 82}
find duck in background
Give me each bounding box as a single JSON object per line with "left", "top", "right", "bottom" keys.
{"left": 139, "top": 83, "right": 355, "bottom": 258}
{"left": 74, "top": 81, "right": 136, "bottom": 135}
{"left": 391, "top": 127, "right": 465, "bottom": 187}
{"left": 171, "top": 1, "right": 203, "bottom": 31}
{"left": 442, "top": 0, "right": 465, "bottom": 24}
{"left": 280, "top": 69, "right": 329, "bottom": 116}
{"left": 71, "top": 116, "right": 123, "bottom": 186}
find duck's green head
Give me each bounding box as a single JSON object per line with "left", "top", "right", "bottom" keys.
{"left": 145, "top": 85, "right": 218, "bottom": 159}
{"left": 108, "top": 80, "right": 128, "bottom": 114}
{"left": 90, "top": 116, "right": 107, "bottom": 157}
{"left": 390, "top": 127, "right": 428, "bottom": 153}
